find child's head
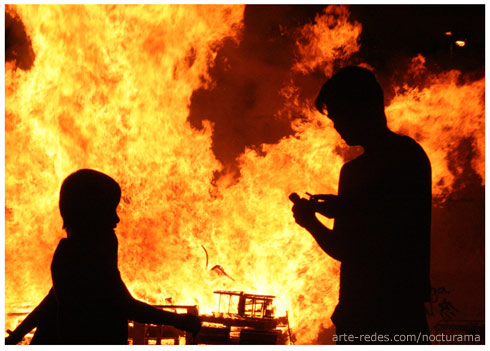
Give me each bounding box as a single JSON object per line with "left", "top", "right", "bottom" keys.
{"left": 59, "top": 169, "right": 121, "bottom": 233}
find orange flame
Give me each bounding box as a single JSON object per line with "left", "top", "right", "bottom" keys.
{"left": 293, "top": 5, "right": 361, "bottom": 77}
{"left": 386, "top": 55, "right": 485, "bottom": 198}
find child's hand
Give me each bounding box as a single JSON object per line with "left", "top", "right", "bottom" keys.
{"left": 5, "top": 329, "right": 25, "bottom": 345}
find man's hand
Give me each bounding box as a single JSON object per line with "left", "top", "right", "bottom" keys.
{"left": 173, "top": 313, "right": 201, "bottom": 335}
{"left": 290, "top": 192, "right": 338, "bottom": 259}
{"left": 309, "top": 194, "right": 340, "bottom": 218}
{"left": 291, "top": 194, "right": 318, "bottom": 229}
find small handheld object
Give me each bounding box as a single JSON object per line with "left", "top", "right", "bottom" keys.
{"left": 289, "top": 192, "right": 317, "bottom": 204}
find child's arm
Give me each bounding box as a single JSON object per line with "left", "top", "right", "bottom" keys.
{"left": 127, "top": 298, "right": 201, "bottom": 333}
{"left": 120, "top": 282, "right": 200, "bottom": 334}
{"left": 5, "top": 288, "right": 56, "bottom": 345}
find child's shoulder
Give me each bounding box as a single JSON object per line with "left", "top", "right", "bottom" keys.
{"left": 55, "top": 237, "right": 69, "bottom": 249}
{"left": 53, "top": 238, "right": 77, "bottom": 259}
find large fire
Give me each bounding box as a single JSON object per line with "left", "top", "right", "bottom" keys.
{"left": 5, "top": 5, "right": 484, "bottom": 344}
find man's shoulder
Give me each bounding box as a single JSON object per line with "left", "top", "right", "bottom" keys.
{"left": 54, "top": 238, "right": 68, "bottom": 253}
{"left": 341, "top": 134, "right": 430, "bottom": 175}
{"left": 395, "top": 133, "right": 421, "bottom": 148}
{"left": 340, "top": 154, "right": 366, "bottom": 176}
{"left": 393, "top": 134, "right": 430, "bottom": 163}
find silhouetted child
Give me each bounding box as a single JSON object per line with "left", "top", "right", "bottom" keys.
{"left": 6, "top": 169, "right": 201, "bottom": 344}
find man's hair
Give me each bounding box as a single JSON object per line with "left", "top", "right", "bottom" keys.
{"left": 315, "top": 66, "right": 386, "bottom": 124}
{"left": 59, "top": 169, "right": 121, "bottom": 231}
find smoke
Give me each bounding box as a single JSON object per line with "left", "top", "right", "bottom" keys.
{"left": 5, "top": 7, "right": 35, "bottom": 70}
{"left": 188, "top": 5, "right": 327, "bottom": 180}
{"left": 348, "top": 5, "right": 485, "bottom": 103}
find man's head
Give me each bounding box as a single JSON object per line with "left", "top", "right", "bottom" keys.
{"left": 315, "top": 66, "right": 387, "bottom": 146}
{"left": 59, "top": 169, "right": 121, "bottom": 233}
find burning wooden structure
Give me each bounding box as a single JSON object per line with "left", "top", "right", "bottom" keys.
{"left": 198, "top": 290, "right": 291, "bottom": 345}
{"left": 128, "top": 291, "right": 291, "bottom": 345}
{"left": 128, "top": 305, "right": 198, "bottom": 345}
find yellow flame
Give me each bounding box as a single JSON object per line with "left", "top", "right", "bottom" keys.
{"left": 293, "top": 5, "right": 362, "bottom": 77}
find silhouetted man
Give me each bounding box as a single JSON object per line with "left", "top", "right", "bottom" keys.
{"left": 291, "top": 66, "right": 431, "bottom": 344}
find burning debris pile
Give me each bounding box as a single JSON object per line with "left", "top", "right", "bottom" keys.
{"left": 5, "top": 5, "right": 484, "bottom": 344}
{"left": 198, "top": 290, "right": 291, "bottom": 345}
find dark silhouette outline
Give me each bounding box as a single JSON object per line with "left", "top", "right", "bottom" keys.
{"left": 291, "top": 66, "right": 431, "bottom": 345}
{"left": 6, "top": 169, "right": 201, "bottom": 345}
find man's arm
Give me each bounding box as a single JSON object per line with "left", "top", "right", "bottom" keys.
{"left": 291, "top": 195, "right": 345, "bottom": 261}
{"left": 307, "top": 194, "right": 342, "bottom": 218}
